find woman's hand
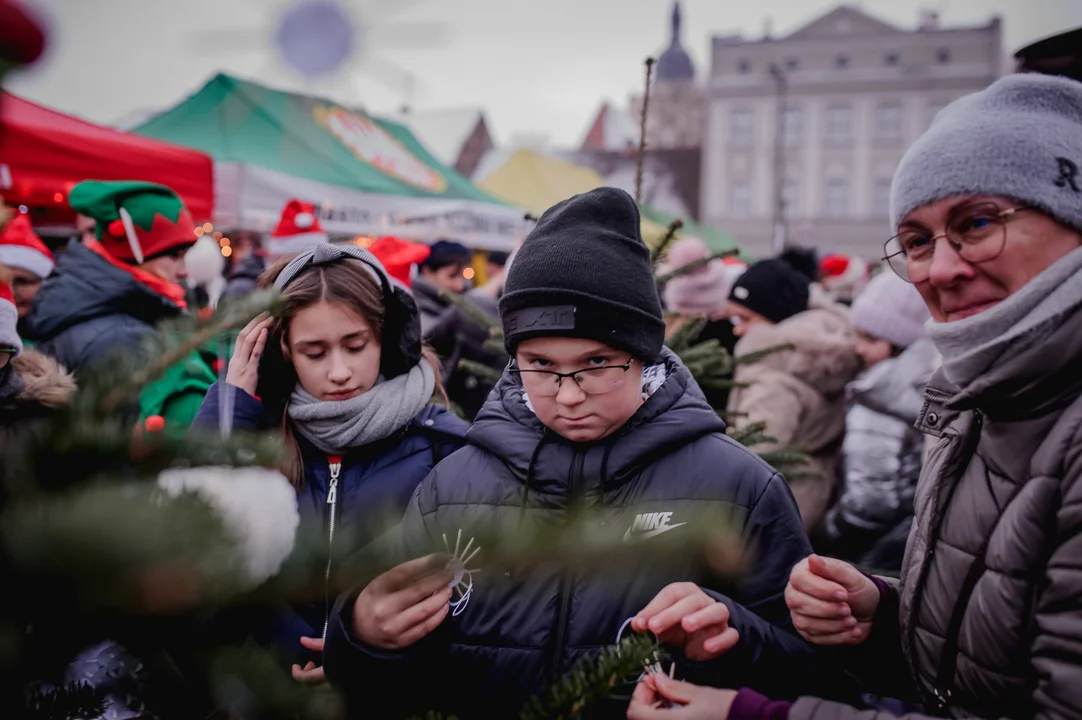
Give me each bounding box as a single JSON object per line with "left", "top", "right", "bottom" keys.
{"left": 627, "top": 674, "right": 736, "bottom": 719}
{"left": 225, "top": 313, "right": 273, "bottom": 397}
{"left": 351, "top": 554, "right": 453, "bottom": 651}
{"left": 785, "top": 554, "right": 880, "bottom": 645}
{"left": 291, "top": 636, "right": 326, "bottom": 686}
{"left": 633, "top": 583, "right": 739, "bottom": 661}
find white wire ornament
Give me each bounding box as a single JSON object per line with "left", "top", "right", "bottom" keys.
{"left": 615, "top": 616, "right": 679, "bottom": 708}
{"left": 443, "top": 529, "right": 480, "bottom": 617}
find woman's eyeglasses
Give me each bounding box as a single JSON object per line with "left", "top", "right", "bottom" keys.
{"left": 509, "top": 359, "right": 633, "bottom": 397}
{"left": 883, "top": 202, "right": 1033, "bottom": 283}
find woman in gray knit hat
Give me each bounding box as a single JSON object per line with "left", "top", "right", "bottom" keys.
{"left": 628, "top": 72, "right": 1082, "bottom": 720}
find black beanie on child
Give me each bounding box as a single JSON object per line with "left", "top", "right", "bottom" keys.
{"left": 499, "top": 187, "right": 666, "bottom": 362}
{"left": 729, "top": 258, "right": 810, "bottom": 325}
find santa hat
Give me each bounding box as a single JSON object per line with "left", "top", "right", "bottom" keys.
{"left": 267, "top": 200, "right": 329, "bottom": 257}
{"left": 367, "top": 236, "right": 431, "bottom": 289}
{"left": 0, "top": 278, "right": 21, "bottom": 358}
{"left": 0, "top": 212, "right": 54, "bottom": 278}
{"left": 68, "top": 180, "right": 197, "bottom": 264}
{"left": 820, "top": 254, "right": 870, "bottom": 302}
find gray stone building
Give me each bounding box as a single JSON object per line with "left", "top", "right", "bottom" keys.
{"left": 700, "top": 6, "right": 1003, "bottom": 260}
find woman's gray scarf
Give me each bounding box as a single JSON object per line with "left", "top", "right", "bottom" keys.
{"left": 287, "top": 360, "right": 436, "bottom": 455}
{"left": 928, "top": 246, "right": 1082, "bottom": 389}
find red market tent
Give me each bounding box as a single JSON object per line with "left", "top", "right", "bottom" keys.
{"left": 0, "top": 92, "right": 214, "bottom": 227}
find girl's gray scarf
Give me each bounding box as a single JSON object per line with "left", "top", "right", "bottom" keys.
{"left": 287, "top": 360, "right": 436, "bottom": 455}
{"left": 928, "top": 246, "right": 1082, "bottom": 389}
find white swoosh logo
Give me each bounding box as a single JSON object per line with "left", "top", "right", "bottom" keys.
{"left": 623, "top": 522, "right": 687, "bottom": 543}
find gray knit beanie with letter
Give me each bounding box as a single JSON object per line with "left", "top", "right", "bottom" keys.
{"left": 890, "top": 73, "right": 1082, "bottom": 233}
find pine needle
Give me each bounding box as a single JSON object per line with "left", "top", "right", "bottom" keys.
{"left": 733, "top": 342, "right": 795, "bottom": 367}
{"left": 519, "top": 634, "right": 661, "bottom": 720}
{"left": 650, "top": 218, "right": 683, "bottom": 267}
{"left": 654, "top": 249, "right": 739, "bottom": 285}
{"left": 437, "top": 289, "right": 502, "bottom": 331}
{"left": 458, "top": 358, "right": 504, "bottom": 384}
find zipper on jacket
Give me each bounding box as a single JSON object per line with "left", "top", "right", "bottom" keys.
{"left": 321, "top": 455, "right": 343, "bottom": 638}
{"left": 904, "top": 410, "right": 982, "bottom": 707}
{"left": 547, "top": 450, "right": 586, "bottom": 683}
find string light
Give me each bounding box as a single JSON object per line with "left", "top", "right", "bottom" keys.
{"left": 53, "top": 192, "right": 64, "bottom": 202}
{"left": 213, "top": 231, "right": 223, "bottom": 240}
{"left": 221, "top": 246, "right": 233, "bottom": 257}
{"left": 194, "top": 227, "right": 205, "bottom": 237}
{"left": 463, "top": 267, "right": 475, "bottom": 280}
{"left": 202, "top": 223, "right": 213, "bottom": 233}
{"left": 220, "top": 237, "right": 230, "bottom": 247}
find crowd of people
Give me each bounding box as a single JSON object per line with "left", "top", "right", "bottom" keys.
{"left": 1, "top": 69, "right": 1081, "bottom": 720}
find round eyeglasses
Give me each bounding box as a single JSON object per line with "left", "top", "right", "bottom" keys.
{"left": 883, "top": 202, "right": 1032, "bottom": 283}
{"left": 509, "top": 358, "right": 633, "bottom": 397}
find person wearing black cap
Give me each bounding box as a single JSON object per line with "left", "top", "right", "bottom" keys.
{"left": 322, "top": 188, "right": 853, "bottom": 718}
{"left": 725, "top": 258, "right": 861, "bottom": 532}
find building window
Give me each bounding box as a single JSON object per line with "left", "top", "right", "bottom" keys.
{"left": 875, "top": 101, "right": 904, "bottom": 142}
{"left": 885, "top": 52, "right": 900, "bottom": 66}
{"left": 730, "top": 107, "right": 754, "bottom": 146}
{"left": 835, "top": 54, "right": 850, "bottom": 69}
{"left": 729, "top": 182, "right": 751, "bottom": 218}
{"left": 873, "top": 179, "right": 892, "bottom": 218}
{"left": 738, "top": 59, "right": 751, "bottom": 73}
{"left": 782, "top": 104, "right": 802, "bottom": 144}
{"left": 825, "top": 104, "right": 851, "bottom": 143}
{"left": 785, "top": 57, "right": 800, "bottom": 71}
{"left": 936, "top": 48, "right": 950, "bottom": 64}
{"left": 823, "top": 178, "right": 848, "bottom": 217}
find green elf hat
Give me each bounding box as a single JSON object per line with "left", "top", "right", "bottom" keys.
{"left": 68, "top": 181, "right": 198, "bottom": 264}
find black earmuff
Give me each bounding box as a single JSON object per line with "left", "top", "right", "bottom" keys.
{"left": 271, "top": 243, "right": 423, "bottom": 380}
{"left": 377, "top": 282, "right": 422, "bottom": 378}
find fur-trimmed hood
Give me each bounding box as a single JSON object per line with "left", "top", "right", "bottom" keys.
{"left": 2, "top": 347, "right": 76, "bottom": 408}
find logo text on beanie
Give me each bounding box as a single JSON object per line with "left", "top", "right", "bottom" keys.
{"left": 505, "top": 306, "right": 576, "bottom": 335}
{"left": 1055, "top": 158, "right": 1079, "bottom": 193}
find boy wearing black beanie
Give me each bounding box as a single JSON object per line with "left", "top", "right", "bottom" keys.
{"left": 326, "top": 189, "right": 835, "bottom": 718}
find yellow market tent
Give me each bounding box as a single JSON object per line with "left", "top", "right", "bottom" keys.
{"left": 476, "top": 149, "right": 671, "bottom": 244}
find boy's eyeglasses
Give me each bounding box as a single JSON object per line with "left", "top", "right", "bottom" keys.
{"left": 883, "top": 202, "right": 1033, "bottom": 283}
{"left": 509, "top": 359, "right": 633, "bottom": 397}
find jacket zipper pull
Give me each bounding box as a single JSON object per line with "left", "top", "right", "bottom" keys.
{"left": 326, "top": 456, "right": 342, "bottom": 505}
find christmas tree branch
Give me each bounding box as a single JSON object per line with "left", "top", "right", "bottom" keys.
{"left": 650, "top": 219, "right": 683, "bottom": 267}
{"left": 96, "top": 288, "right": 280, "bottom": 416}
{"left": 437, "top": 289, "right": 502, "bottom": 331}
{"left": 664, "top": 317, "right": 707, "bottom": 353}
{"left": 519, "top": 634, "right": 663, "bottom": 720}
{"left": 458, "top": 358, "right": 503, "bottom": 384}
{"left": 727, "top": 421, "right": 770, "bottom": 444}
{"left": 635, "top": 57, "right": 656, "bottom": 206}
{"left": 654, "top": 250, "right": 739, "bottom": 286}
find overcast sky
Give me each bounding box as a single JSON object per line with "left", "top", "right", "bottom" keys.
{"left": 9, "top": 0, "right": 1081, "bottom": 147}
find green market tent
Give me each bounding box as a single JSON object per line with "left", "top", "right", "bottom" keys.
{"left": 134, "top": 73, "right": 529, "bottom": 250}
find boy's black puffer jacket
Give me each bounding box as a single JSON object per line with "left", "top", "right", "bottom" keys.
{"left": 325, "top": 349, "right": 857, "bottom": 718}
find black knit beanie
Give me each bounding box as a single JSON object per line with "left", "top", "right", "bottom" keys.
{"left": 729, "top": 258, "right": 810, "bottom": 325}
{"left": 499, "top": 187, "right": 665, "bottom": 362}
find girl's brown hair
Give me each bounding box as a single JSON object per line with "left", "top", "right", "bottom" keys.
{"left": 255, "top": 256, "right": 447, "bottom": 487}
